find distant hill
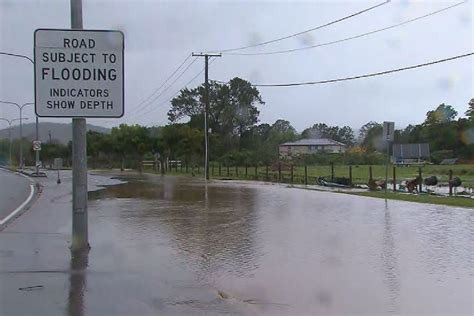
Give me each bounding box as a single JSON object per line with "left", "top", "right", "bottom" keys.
{"left": 0, "top": 122, "right": 110, "bottom": 144}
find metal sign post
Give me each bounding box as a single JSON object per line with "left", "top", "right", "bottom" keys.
{"left": 34, "top": 0, "right": 124, "bottom": 252}
{"left": 383, "top": 121, "right": 395, "bottom": 195}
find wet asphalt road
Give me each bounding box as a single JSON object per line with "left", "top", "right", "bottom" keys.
{"left": 0, "top": 168, "right": 31, "bottom": 222}
{"left": 0, "top": 170, "right": 472, "bottom": 316}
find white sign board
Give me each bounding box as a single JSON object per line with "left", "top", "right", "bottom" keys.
{"left": 382, "top": 121, "right": 395, "bottom": 142}
{"left": 34, "top": 29, "right": 124, "bottom": 117}
{"left": 32, "top": 140, "right": 41, "bottom": 151}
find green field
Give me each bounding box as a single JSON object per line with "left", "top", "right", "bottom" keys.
{"left": 165, "top": 164, "right": 474, "bottom": 189}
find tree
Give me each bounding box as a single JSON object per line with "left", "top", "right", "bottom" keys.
{"left": 358, "top": 121, "right": 383, "bottom": 151}
{"left": 110, "top": 124, "right": 151, "bottom": 171}
{"left": 466, "top": 98, "right": 474, "bottom": 120}
{"left": 424, "top": 103, "right": 457, "bottom": 125}
{"left": 302, "top": 123, "right": 355, "bottom": 146}
{"left": 168, "top": 77, "right": 264, "bottom": 146}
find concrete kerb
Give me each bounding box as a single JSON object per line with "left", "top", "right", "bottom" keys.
{"left": 0, "top": 167, "right": 38, "bottom": 231}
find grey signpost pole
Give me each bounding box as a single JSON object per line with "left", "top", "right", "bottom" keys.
{"left": 383, "top": 121, "right": 394, "bottom": 196}
{"left": 71, "top": 0, "right": 89, "bottom": 252}
{"left": 35, "top": 116, "right": 39, "bottom": 173}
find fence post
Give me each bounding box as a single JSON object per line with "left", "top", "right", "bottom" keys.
{"left": 219, "top": 163, "right": 222, "bottom": 176}
{"left": 186, "top": 163, "right": 188, "bottom": 173}
{"left": 197, "top": 165, "right": 200, "bottom": 174}
{"left": 175, "top": 161, "right": 178, "bottom": 173}
{"left": 278, "top": 162, "right": 281, "bottom": 182}
{"left": 255, "top": 166, "right": 258, "bottom": 180}
{"left": 266, "top": 165, "right": 269, "bottom": 181}
{"left": 369, "top": 166, "right": 373, "bottom": 182}
{"left": 212, "top": 164, "right": 214, "bottom": 176}
{"left": 245, "top": 165, "right": 248, "bottom": 177}
{"left": 236, "top": 166, "right": 239, "bottom": 177}
{"left": 180, "top": 163, "right": 183, "bottom": 173}
{"left": 449, "top": 169, "right": 453, "bottom": 196}
{"left": 290, "top": 164, "right": 294, "bottom": 184}
{"left": 304, "top": 164, "right": 308, "bottom": 185}
{"left": 418, "top": 167, "right": 422, "bottom": 193}
{"left": 393, "top": 166, "right": 396, "bottom": 192}
{"left": 349, "top": 165, "right": 352, "bottom": 186}
{"left": 331, "top": 162, "right": 335, "bottom": 181}
{"left": 192, "top": 165, "right": 194, "bottom": 175}
{"left": 227, "top": 165, "right": 230, "bottom": 176}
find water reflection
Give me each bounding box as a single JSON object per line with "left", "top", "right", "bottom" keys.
{"left": 67, "top": 249, "right": 89, "bottom": 316}
{"left": 381, "top": 206, "right": 400, "bottom": 314}
{"left": 91, "top": 176, "right": 261, "bottom": 279}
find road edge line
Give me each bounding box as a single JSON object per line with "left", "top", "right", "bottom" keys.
{"left": 0, "top": 171, "right": 36, "bottom": 230}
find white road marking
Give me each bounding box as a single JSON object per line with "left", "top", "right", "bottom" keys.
{"left": 0, "top": 170, "right": 36, "bottom": 226}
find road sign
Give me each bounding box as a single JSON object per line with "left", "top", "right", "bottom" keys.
{"left": 32, "top": 140, "right": 41, "bottom": 151}
{"left": 34, "top": 29, "right": 124, "bottom": 118}
{"left": 382, "top": 121, "right": 395, "bottom": 142}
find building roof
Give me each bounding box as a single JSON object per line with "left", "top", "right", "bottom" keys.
{"left": 280, "top": 138, "right": 346, "bottom": 147}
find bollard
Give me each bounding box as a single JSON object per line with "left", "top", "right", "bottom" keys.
{"left": 180, "top": 163, "right": 183, "bottom": 173}
{"left": 255, "top": 166, "right": 258, "bottom": 180}
{"left": 186, "top": 163, "right": 188, "bottom": 173}
{"left": 245, "top": 165, "right": 248, "bottom": 177}
{"left": 176, "top": 162, "right": 178, "bottom": 173}
{"left": 349, "top": 165, "right": 352, "bottom": 186}
{"left": 418, "top": 167, "right": 422, "bottom": 193}
{"left": 304, "top": 164, "right": 308, "bottom": 185}
{"left": 212, "top": 164, "right": 214, "bottom": 176}
{"left": 227, "top": 165, "right": 230, "bottom": 176}
{"left": 236, "top": 166, "right": 239, "bottom": 177}
{"left": 449, "top": 169, "right": 453, "bottom": 196}
{"left": 219, "top": 163, "right": 222, "bottom": 176}
{"left": 393, "top": 166, "right": 396, "bottom": 192}
{"left": 197, "top": 166, "right": 200, "bottom": 174}
{"left": 266, "top": 165, "right": 269, "bottom": 181}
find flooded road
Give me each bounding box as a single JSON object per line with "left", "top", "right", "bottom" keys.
{"left": 85, "top": 173, "right": 472, "bottom": 315}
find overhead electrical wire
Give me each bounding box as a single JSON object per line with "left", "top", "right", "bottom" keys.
{"left": 129, "top": 57, "right": 199, "bottom": 118}
{"left": 214, "top": 52, "right": 473, "bottom": 87}
{"left": 132, "top": 54, "right": 192, "bottom": 113}
{"left": 210, "top": 0, "right": 391, "bottom": 53}
{"left": 223, "top": 0, "right": 467, "bottom": 56}
{"left": 134, "top": 58, "right": 219, "bottom": 124}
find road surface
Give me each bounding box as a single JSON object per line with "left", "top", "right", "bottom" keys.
{"left": 0, "top": 168, "right": 32, "bottom": 224}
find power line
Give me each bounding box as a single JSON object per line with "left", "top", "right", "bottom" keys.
{"left": 215, "top": 52, "right": 473, "bottom": 87}
{"left": 131, "top": 54, "right": 192, "bottom": 114}
{"left": 211, "top": 0, "right": 390, "bottom": 53}
{"left": 223, "top": 0, "right": 467, "bottom": 56}
{"left": 130, "top": 57, "right": 199, "bottom": 118}
{"left": 133, "top": 58, "right": 219, "bottom": 124}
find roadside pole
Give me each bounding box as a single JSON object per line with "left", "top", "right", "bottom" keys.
{"left": 71, "top": 0, "right": 88, "bottom": 251}
{"left": 191, "top": 52, "right": 221, "bottom": 180}
{"left": 383, "top": 121, "right": 395, "bottom": 196}
{"left": 35, "top": 117, "right": 40, "bottom": 173}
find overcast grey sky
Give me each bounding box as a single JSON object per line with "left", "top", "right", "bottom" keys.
{"left": 0, "top": 0, "right": 472, "bottom": 132}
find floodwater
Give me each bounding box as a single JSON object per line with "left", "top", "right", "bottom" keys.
{"left": 84, "top": 173, "right": 472, "bottom": 315}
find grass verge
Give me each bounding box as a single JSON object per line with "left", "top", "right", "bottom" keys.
{"left": 347, "top": 191, "right": 474, "bottom": 209}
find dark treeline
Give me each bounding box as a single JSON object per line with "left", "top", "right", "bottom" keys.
{"left": 0, "top": 78, "right": 472, "bottom": 168}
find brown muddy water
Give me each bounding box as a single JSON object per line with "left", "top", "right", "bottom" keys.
{"left": 85, "top": 173, "right": 472, "bottom": 315}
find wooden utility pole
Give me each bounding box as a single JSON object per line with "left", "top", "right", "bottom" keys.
{"left": 191, "top": 53, "right": 221, "bottom": 180}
